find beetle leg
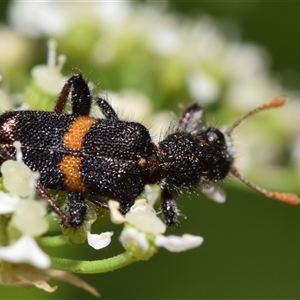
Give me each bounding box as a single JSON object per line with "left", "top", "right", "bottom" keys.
{"left": 54, "top": 77, "right": 72, "bottom": 113}
{"left": 36, "top": 184, "right": 87, "bottom": 227}
{"left": 0, "top": 146, "right": 15, "bottom": 161}
{"left": 65, "top": 192, "right": 86, "bottom": 228}
{"left": 35, "top": 181, "right": 71, "bottom": 225}
{"left": 118, "top": 198, "right": 135, "bottom": 215}
{"left": 96, "top": 97, "right": 119, "bottom": 121}
{"left": 178, "top": 104, "right": 206, "bottom": 133}
{"left": 161, "top": 187, "right": 181, "bottom": 226}
{"left": 55, "top": 74, "right": 92, "bottom": 116}
{"left": 87, "top": 195, "right": 109, "bottom": 210}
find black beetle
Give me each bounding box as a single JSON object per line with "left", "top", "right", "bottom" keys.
{"left": 0, "top": 74, "right": 297, "bottom": 227}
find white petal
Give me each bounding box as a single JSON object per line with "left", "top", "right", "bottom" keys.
{"left": 201, "top": 184, "right": 226, "bottom": 203}
{"left": 8, "top": 2, "right": 68, "bottom": 38}
{"left": 108, "top": 200, "right": 125, "bottom": 224}
{"left": 125, "top": 209, "right": 166, "bottom": 235}
{"left": 155, "top": 234, "right": 203, "bottom": 252}
{"left": 1, "top": 160, "right": 39, "bottom": 198}
{"left": 32, "top": 65, "right": 64, "bottom": 95}
{"left": 0, "top": 192, "right": 20, "bottom": 214}
{"left": 11, "top": 200, "right": 48, "bottom": 236}
{"left": 129, "top": 199, "right": 148, "bottom": 213}
{"left": 119, "top": 227, "right": 149, "bottom": 252}
{"left": 87, "top": 231, "right": 113, "bottom": 250}
{"left": 144, "top": 185, "right": 160, "bottom": 206}
{"left": 125, "top": 197, "right": 166, "bottom": 235}
{"left": 0, "top": 235, "right": 51, "bottom": 269}
{"left": 187, "top": 71, "right": 220, "bottom": 105}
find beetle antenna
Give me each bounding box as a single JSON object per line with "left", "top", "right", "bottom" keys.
{"left": 226, "top": 96, "right": 299, "bottom": 205}
{"left": 230, "top": 166, "right": 299, "bottom": 205}
{"left": 226, "top": 96, "right": 286, "bottom": 137}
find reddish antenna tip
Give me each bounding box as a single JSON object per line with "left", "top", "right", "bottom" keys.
{"left": 226, "top": 96, "right": 287, "bottom": 137}
{"left": 230, "top": 167, "right": 300, "bottom": 206}
{"left": 271, "top": 192, "right": 300, "bottom": 205}
{"left": 262, "top": 95, "right": 287, "bottom": 108}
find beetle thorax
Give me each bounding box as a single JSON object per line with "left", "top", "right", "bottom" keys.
{"left": 157, "top": 127, "right": 234, "bottom": 188}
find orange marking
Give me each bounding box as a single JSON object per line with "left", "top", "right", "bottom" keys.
{"left": 64, "top": 116, "right": 97, "bottom": 150}
{"left": 138, "top": 157, "right": 147, "bottom": 167}
{"left": 60, "top": 155, "right": 87, "bottom": 192}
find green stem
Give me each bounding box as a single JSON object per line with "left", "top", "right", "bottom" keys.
{"left": 51, "top": 251, "right": 136, "bottom": 274}
{"left": 0, "top": 215, "right": 9, "bottom": 246}
{"left": 38, "top": 235, "right": 71, "bottom": 248}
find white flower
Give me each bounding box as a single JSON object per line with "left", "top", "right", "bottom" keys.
{"left": 0, "top": 141, "right": 49, "bottom": 270}
{"left": 108, "top": 186, "right": 204, "bottom": 258}
{"left": 119, "top": 227, "right": 149, "bottom": 253}
{"left": 87, "top": 231, "right": 113, "bottom": 250}
{"left": 149, "top": 23, "right": 182, "bottom": 56}
{"left": 125, "top": 200, "right": 166, "bottom": 235}
{"left": 97, "top": 90, "right": 152, "bottom": 123}
{"left": 1, "top": 159, "right": 39, "bottom": 199}
{"left": 0, "top": 142, "right": 48, "bottom": 236}
{"left": 0, "top": 26, "right": 32, "bottom": 72}
{"left": 187, "top": 71, "right": 220, "bottom": 105}
{"left": 108, "top": 200, "right": 125, "bottom": 224}
{"left": 0, "top": 192, "right": 20, "bottom": 214}
{"left": 8, "top": 1, "right": 68, "bottom": 38}
{"left": 11, "top": 199, "right": 48, "bottom": 237}
{"left": 94, "top": 2, "right": 132, "bottom": 30}
{"left": 109, "top": 198, "right": 166, "bottom": 235}
{"left": 31, "top": 39, "right": 66, "bottom": 95}
{"left": 0, "top": 235, "right": 50, "bottom": 269}
{"left": 0, "top": 163, "right": 48, "bottom": 236}
{"left": 155, "top": 234, "right": 203, "bottom": 252}
{"left": 200, "top": 183, "right": 226, "bottom": 204}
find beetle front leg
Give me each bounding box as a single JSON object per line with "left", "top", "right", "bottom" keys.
{"left": 161, "top": 187, "right": 181, "bottom": 226}
{"left": 178, "top": 104, "right": 206, "bottom": 133}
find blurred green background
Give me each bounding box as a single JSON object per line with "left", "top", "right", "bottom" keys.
{"left": 1, "top": 1, "right": 300, "bottom": 299}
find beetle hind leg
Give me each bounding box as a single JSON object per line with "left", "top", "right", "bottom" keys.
{"left": 36, "top": 183, "right": 86, "bottom": 228}
{"left": 65, "top": 192, "right": 87, "bottom": 228}
{"left": 55, "top": 74, "right": 92, "bottom": 116}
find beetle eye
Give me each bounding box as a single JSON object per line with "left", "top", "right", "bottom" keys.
{"left": 205, "top": 128, "right": 224, "bottom": 145}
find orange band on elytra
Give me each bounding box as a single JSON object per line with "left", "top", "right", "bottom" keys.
{"left": 63, "top": 116, "right": 96, "bottom": 150}
{"left": 60, "top": 155, "right": 87, "bottom": 192}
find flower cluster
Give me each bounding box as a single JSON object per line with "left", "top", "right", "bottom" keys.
{"left": 0, "top": 141, "right": 49, "bottom": 268}
{"left": 108, "top": 185, "right": 203, "bottom": 258}
{"left": 0, "top": 142, "right": 100, "bottom": 296}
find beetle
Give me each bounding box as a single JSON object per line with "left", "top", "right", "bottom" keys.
{"left": 0, "top": 74, "right": 298, "bottom": 227}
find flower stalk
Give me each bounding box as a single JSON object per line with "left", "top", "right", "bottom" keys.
{"left": 51, "top": 252, "right": 136, "bottom": 274}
